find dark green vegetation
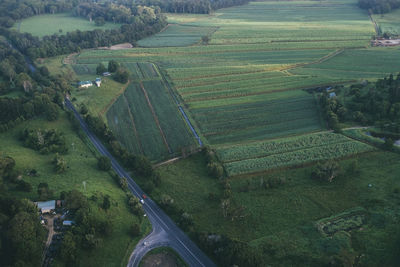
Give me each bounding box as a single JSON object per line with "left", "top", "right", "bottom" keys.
{"left": 320, "top": 73, "right": 400, "bottom": 131}
{"left": 0, "top": 0, "right": 167, "bottom": 59}
{"left": 358, "top": 0, "right": 400, "bottom": 14}
{"left": 137, "top": 0, "right": 250, "bottom": 14}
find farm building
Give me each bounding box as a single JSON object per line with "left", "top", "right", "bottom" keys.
{"left": 36, "top": 200, "right": 56, "bottom": 214}
{"left": 78, "top": 81, "right": 93, "bottom": 88}
{"left": 329, "top": 92, "right": 337, "bottom": 98}
{"left": 95, "top": 78, "right": 101, "bottom": 87}
{"left": 62, "top": 220, "right": 75, "bottom": 226}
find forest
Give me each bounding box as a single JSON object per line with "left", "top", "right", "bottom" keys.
{"left": 358, "top": 0, "right": 400, "bottom": 13}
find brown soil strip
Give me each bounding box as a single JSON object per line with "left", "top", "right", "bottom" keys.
{"left": 63, "top": 52, "right": 78, "bottom": 64}
{"left": 122, "top": 93, "right": 144, "bottom": 154}
{"left": 139, "top": 82, "right": 172, "bottom": 153}
{"left": 154, "top": 157, "right": 181, "bottom": 168}
{"left": 99, "top": 82, "right": 130, "bottom": 116}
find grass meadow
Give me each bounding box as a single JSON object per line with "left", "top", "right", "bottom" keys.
{"left": 0, "top": 113, "right": 148, "bottom": 267}
{"left": 373, "top": 9, "right": 400, "bottom": 35}
{"left": 13, "top": 13, "right": 121, "bottom": 38}
{"left": 156, "top": 151, "right": 400, "bottom": 265}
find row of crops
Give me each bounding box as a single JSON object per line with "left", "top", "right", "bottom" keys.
{"left": 106, "top": 79, "right": 196, "bottom": 161}
{"left": 191, "top": 94, "right": 323, "bottom": 144}
{"left": 124, "top": 62, "right": 159, "bottom": 80}
{"left": 220, "top": 133, "right": 375, "bottom": 176}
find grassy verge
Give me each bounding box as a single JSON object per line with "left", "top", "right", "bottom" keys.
{"left": 139, "top": 247, "right": 188, "bottom": 267}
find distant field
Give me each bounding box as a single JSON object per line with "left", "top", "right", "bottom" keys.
{"left": 137, "top": 24, "right": 217, "bottom": 47}
{"left": 58, "top": 0, "right": 399, "bottom": 155}
{"left": 13, "top": 13, "right": 121, "bottom": 37}
{"left": 217, "top": 132, "right": 375, "bottom": 176}
{"left": 373, "top": 9, "right": 400, "bottom": 35}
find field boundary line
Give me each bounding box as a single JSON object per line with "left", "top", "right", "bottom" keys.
{"left": 185, "top": 79, "right": 356, "bottom": 103}
{"left": 368, "top": 11, "right": 380, "bottom": 36}
{"left": 226, "top": 150, "right": 376, "bottom": 178}
{"left": 122, "top": 93, "right": 144, "bottom": 154}
{"left": 154, "top": 157, "right": 181, "bottom": 168}
{"left": 99, "top": 81, "right": 130, "bottom": 116}
{"left": 139, "top": 81, "right": 172, "bottom": 153}
{"left": 221, "top": 140, "right": 353, "bottom": 164}
{"left": 281, "top": 49, "right": 344, "bottom": 71}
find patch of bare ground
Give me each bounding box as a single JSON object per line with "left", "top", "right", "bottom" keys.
{"left": 371, "top": 38, "right": 400, "bottom": 47}
{"left": 141, "top": 251, "right": 178, "bottom": 267}
{"left": 98, "top": 42, "right": 133, "bottom": 50}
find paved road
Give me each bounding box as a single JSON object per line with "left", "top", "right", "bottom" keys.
{"left": 65, "top": 99, "right": 215, "bottom": 267}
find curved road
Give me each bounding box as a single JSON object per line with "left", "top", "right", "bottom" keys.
{"left": 65, "top": 98, "right": 215, "bottom": 267}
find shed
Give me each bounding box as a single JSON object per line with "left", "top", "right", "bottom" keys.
{"left": 63, "top": 220, "right": 75, "bottom": 226}
{"left": 36, "top": 200, "right": 56, "bottom": 214}
{"left": 95, "top": 78, "right": 101, "bottom": 87}
{"left": 329, "top": 92, "right": 337, "bottom": 98}
{"left": 78, "top": 81, "right": 93, "bottom": 88}
{"left": 102, "top": 72, "right": 111, "bottom": 77}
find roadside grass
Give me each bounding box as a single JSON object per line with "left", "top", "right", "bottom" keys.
{"left": 139, "top": 247, "right": 188, "bottom": 267}
{"left": 0, "top": 112, "right": 146, "bottom": 267}
{"left": 156, "top": 150, "right": 400, "bottom": 264}
{"left": 12, "top": 13, "right": 121, "bottom": 38}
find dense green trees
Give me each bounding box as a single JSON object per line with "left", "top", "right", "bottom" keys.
{"left": 136, "top": 0, "right": 250, "bottom": 14}
{"left": 98, "top": 156, "right": 111, "bottom": 171}
{"left": 0, "top": 197, "right": 46, "bottom": 266}
{"left": 20, "top": 128, "right": 68, "bottom": 154}
{"left": 319, "top": 74, "right": 400, "bottom": 134}
{"left": 358, "top": 0, "right": 400, "bottom": 14}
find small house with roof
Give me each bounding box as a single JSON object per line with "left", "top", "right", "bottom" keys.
{"left": 78, "top": 81, "right": 93, "bottom": 88}
{"left": 36, "top": 200, "right": 56, "bottom": 214}
{"left": 95, "top": 78, "right": 101, "bottom": 87}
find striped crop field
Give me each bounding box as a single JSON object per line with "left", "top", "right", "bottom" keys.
{"left": 106, "top": 69, "right": 196, "bottom": 162}
{"left": 218, "top": 132, "right": 375, "bottom": 176}
{"left": 67, "top": 0, "right": 400, "bottom": 166}
{"left": 191, "top": 93, "right": 323, "bottom": 144}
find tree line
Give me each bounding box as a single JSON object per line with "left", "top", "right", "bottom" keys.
{"left": 358, "top": 0, "right": 400, "bottom": 14}
{"left": 136, "top": 0, "right": 250, "bottom": 14}
{"left": 319, "top": 73, "right": 400, "bottom": 133}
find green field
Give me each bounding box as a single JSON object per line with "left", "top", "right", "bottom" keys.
{"left": 218, "top": 132, "right": 375, "bottom": 176}
{"left": 156, "top": 151, "right": 400, "bottom": 265}
{"left": 13, "top": 13, "right": 121, "bottom": 38}
{"left": 105, "top": 67, "right": 196, "bottom": 161}
{"left": 138, "top": 24, "right": 217, "bottom": 47}
{"left": 373, "top": 9, "right": 400, "bottom": 35}
{"left": 0, "top": 113, "right": 148, "bottom": 267}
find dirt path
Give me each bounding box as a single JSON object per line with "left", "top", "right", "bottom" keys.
{"left": 368, "top": 11, "right": 380, "bottom": 36}
{"left": 123, "top": 93, "right": 144, "bottom": 154}
{"left": 154, "top": 157, "right": 181, "bottom": 168}
{"left": 41, "top": 214, "right": 59, "bottom": 267}
{"left": 139, "top": 82, "right": 172, "bottom": 154}
{"left": 63, "top": 52, "right": 78, "bottom": 65}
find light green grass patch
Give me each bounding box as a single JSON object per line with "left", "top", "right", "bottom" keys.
{"left": 13, "top": 13, "right": 121, "bottom": 38}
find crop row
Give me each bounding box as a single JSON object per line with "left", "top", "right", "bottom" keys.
{"left": 206, "top": 116, "right": 321, "bottom": 145}
{"left": 224, "top": 140, "right": 375, "bottom": 176}
{"left": 124, "top": 62, "right": 159, "bottom": 80}
{"left": 216, "top": 132, "right": 352, "bottom": 162}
